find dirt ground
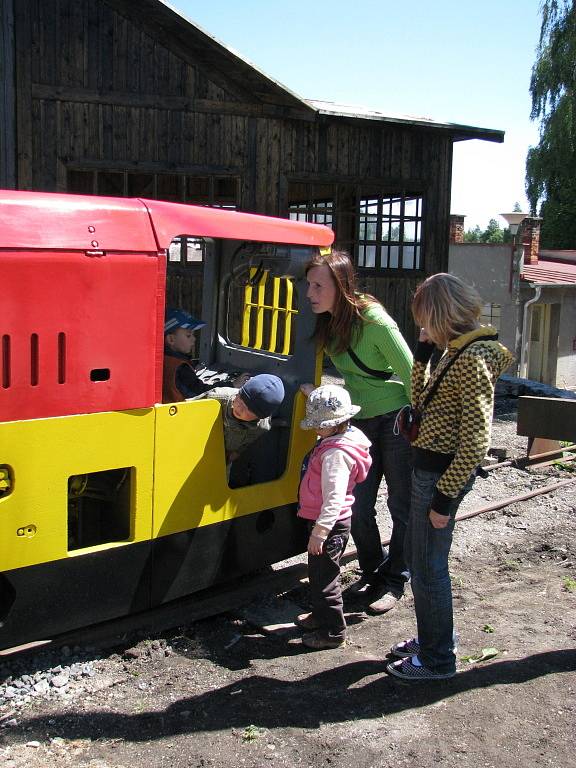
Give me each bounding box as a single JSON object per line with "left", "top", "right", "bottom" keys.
{"left": 1, "top": 399, "right": 575, "bottom": 768}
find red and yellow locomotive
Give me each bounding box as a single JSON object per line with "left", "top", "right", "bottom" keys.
{"left": 0, "top": 190, "right": 333, "bottom": 650}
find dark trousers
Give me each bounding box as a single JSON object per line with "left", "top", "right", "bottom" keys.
{"left": 307, "top": 518, "right": 351, "bottom": 639}
{"left": 351, "top": 411, "right": 412, "bottom": 596}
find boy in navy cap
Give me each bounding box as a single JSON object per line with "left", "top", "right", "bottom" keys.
{"left": 163, "top": 308, "right": 213, "bottom": 402}
{"left": 206, "top": 374, "right": 285, "bottom": 465}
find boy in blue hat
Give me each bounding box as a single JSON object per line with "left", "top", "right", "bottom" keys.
{"left": 163, "top": 308, "right": 213, "bottom": 402}
{"left": 205, "top": 374, "right": 285, "bottom": 465}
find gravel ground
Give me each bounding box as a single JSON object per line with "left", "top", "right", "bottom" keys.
{"left": 0, "top": 395, "right": 575, "bottom": 768}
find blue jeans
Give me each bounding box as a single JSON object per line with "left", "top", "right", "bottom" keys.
{"left": 351, "top": 412, "right": 412, "bottom": 597}
{"left": 404, "top": 467, "right": 473, "bottom": 674}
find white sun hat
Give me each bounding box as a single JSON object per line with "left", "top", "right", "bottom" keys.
{"left": 300, "top": 384, "right": 361, "bottom": 430}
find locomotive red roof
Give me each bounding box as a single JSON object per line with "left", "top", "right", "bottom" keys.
{"left": 0, "top": 190, "right": 334, "bottom": 251}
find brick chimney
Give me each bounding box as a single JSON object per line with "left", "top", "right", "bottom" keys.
{"left": 449, "top": 214, "right": 465, "bottom": 244}
{"left": 519, "top": 217, "right": 542, "bottom": 265}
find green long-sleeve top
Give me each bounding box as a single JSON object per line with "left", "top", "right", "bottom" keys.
{"left": 411, "top": 326, "right": 514, "bottom": 514}
{"left": 327, "top": 302, "right": 413, "bottom": 419}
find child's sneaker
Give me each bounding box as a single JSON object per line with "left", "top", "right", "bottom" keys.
{"left": 294, "top": 612, "right": 320, "bottom": 631}
{"left": 301, "top": 630, "right": 346, "bottom": 650}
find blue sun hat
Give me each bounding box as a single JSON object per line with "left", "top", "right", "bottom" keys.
{"left": 164, "top": 308, "right": 206, "bottom": 335}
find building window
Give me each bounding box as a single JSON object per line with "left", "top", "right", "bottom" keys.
{"left": 480, "top": 303, "right": 501, "bottom": 331}
{"left": 357, "top": 193, "right": 423, "bottom": 271}
{"left": 288, "top": 182, "right": 335, "bottom": 228}
{"left": 67, "top": 169, "right": 239, "bottom": 208}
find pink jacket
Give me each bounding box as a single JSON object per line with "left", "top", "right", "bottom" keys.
{"left": 298, "top": 427, "right": 372, "bottom": 523}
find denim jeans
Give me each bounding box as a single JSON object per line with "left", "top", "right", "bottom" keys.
{"left": 404, "top": 467, "right": 474, "bottom": 674}
{"left": 351, "top": 411, "right": 412, "bottom": 597}
{"left": 307, "top": 519, "right": 350, "bottom": 638}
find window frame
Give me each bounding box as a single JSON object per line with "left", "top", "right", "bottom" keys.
{"left": 285, "top": 178, "right": 426, "bottom": 275}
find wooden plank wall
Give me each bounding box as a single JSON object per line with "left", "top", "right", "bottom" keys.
{"left": 13, "top": 0, "right": 453, "bottom": 344}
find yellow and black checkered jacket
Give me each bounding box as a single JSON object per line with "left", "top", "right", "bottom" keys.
{"left": 411, "top": 326, "right": 514, "bottom": 514}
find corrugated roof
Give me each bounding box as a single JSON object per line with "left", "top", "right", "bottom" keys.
{"left": 522, "top": 260, "right": 576, "bottom": 285}
{"left": 307, "top": 100, "right": 504, "bottom": 142}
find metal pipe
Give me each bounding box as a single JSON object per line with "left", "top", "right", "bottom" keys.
{"left": 484, "top": 443, "right": 576, "bottom": 471}
{"left": 519, "top": 283, "right": 541, "bottom": 378}
{"left": 455, "top": 477, "right": 576, "bottom": 522}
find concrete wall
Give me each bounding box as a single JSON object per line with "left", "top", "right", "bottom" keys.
{"left": 521, "top": 284, "right": 576, "bottom": 391}
{"left": 449, "top": 243, "right": 576, "bottom": 390}
{"left": 448, "top": 243, "right": 519, "bottom": 371}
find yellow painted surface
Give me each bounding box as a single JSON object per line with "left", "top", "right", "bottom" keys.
{"left": 0, "top": 409, "right": 154, "bottom": 570}
{"left": 152, "top": 395, "right": 316, "bottom": 538}
{"left": 0, "top": 389, "right": 320, "bottom": 570}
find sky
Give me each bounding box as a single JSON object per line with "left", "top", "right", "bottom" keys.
{"left": 169, "top": 0, "right": 543, "bottom": 232}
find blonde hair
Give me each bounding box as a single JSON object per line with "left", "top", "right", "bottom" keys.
{"left": 412, "top": 273, "right": 483, "bottom": 348}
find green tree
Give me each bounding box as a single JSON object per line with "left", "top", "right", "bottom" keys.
{"left": 463, "top": 220, "right": 511, "bottom": 243}
{"left": 526, "top": 0, "right": 576, "bottom": 248}
{"left": 463, "top": 225, "right": 482, "bottom": 242}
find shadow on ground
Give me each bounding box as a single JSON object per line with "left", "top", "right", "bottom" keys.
{"left": 18, "top": 648, "right": 576, "bottom": 741}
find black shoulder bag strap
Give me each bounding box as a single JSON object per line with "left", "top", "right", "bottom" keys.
{"left": 346, "top": 347, "right": 393, "bottom": 380}
{"left": 419, "top": 334, "right": 498, "bottom": 410}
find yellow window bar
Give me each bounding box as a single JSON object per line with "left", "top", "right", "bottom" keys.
{"left": 241, "top": 268, "right": 298, "bottom": 354}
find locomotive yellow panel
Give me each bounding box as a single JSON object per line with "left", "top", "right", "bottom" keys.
{"left": 0, "top": 409, "right": 155, "bottom": 571}
{"left": 152, "top": 394, "right": 314, "bottom": 538}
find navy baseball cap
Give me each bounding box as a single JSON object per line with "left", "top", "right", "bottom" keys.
{"left": 164, "top": 308, "right": 206, "bottom": 335}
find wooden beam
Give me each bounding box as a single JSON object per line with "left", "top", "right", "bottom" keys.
{"left": 517, "top": 396, "right": 576, "bottom": 442}
{"left": 0, "top": 0, "right": 16, "bottom": 188}
{"left": 14, "top": 0, "right": 32, "bottom": 188}
{"left": 31, "top": 84, "right": 314, "bottom": 121}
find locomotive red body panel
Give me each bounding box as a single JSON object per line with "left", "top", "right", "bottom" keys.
{"left": 0, "top": 249, "right": 164, "bottom": 421}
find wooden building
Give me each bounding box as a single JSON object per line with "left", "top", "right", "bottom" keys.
{"left": 0, "top": 0, "right": 503, "bottom": 343}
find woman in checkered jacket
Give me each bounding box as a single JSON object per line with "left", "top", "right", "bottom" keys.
{"left": 387, "top": 273, "right": 513, "bottom": 682}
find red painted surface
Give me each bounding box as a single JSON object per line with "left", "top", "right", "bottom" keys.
{"left": 0, "top": 190, "right": 158, "bottom": 252}
{"left": 0, "top": 190, "right": 333, "bottom": 421}
{"left": 0, "top": 250, "right": 163, "bottom": 421}
{"left": 0, "top": 190, "right": 335, "bottom": 251}
{"left": 143, "top": 199, "right": 335, "bottom": 248}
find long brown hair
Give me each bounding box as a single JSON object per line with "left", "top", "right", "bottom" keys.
{"left": 412, "top": 273, "right": 482, "bottom": 348}
{"left": 305, "top": 250, "right": 379, "bottom": 353}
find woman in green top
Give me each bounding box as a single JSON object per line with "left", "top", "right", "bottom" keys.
{"left": 304, "top": 250, "right": 413, "bottom": 614}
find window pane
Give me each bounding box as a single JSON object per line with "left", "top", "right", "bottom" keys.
{"left": 404, "top": 197, "right": 418, "bottom": 216}
{"left": 67, "top": 170, "right": 94, "bottom": 194}
{"left": 127, "top": 173, "right": 154, "bottom": 197}
{"left": 364, "top": 245, "right": 376, "bottom": 268}
{"left": 186, "top": 177, "right": 210, "bottom": 203}
{"left": 414, "top": 245, "right": 421, "bottom": 269}
{"left": 388, "top": 245, "right": 399, "bottom": 269}
{"left": 402, "top": 245, "right": 415, "bottom": 269}
{"left": 404, "top": 221, "right": 416, "bottom": 242}
{"left": 157, "top": 174, "right": 182, "bottom": 202}
{"left": 98, "top": 171, "right": 124, "bottom": 197}
{"left": 390, "top": 221, "right": 401, "bottom": 241}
